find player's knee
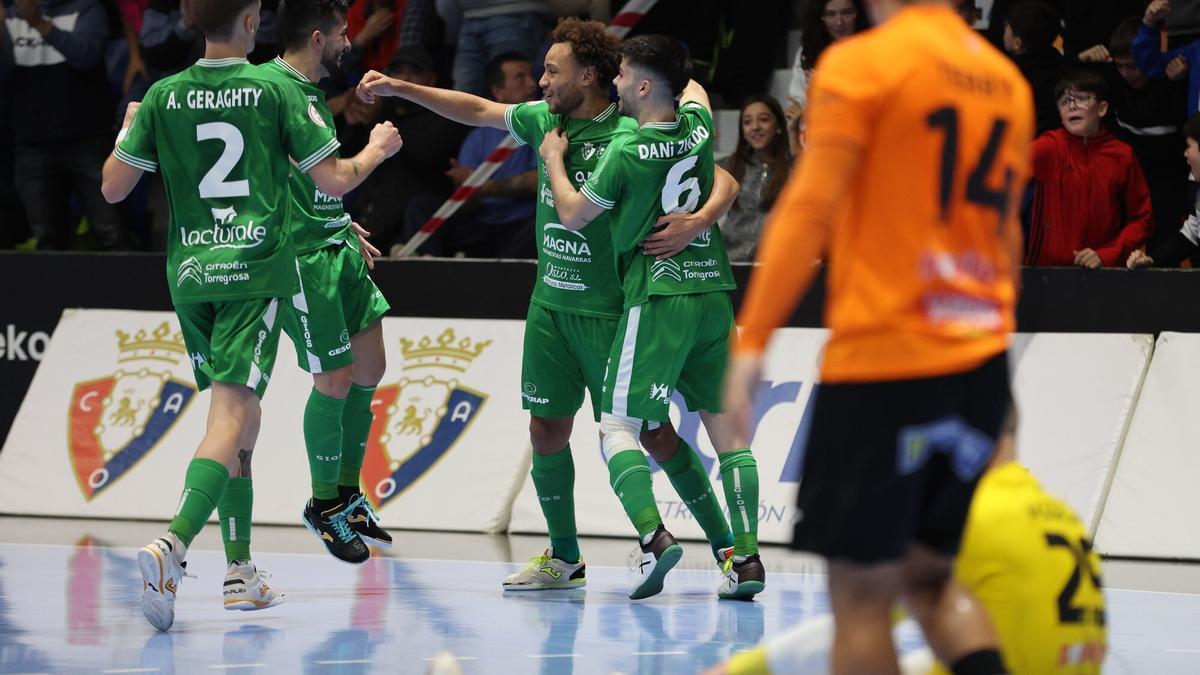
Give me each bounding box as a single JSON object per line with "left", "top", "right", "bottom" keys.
{"left": 600, "top": 413, "right": 641, "bottom": 461}
{"left": 829, "top": 561, "right": 903, "bottom": 607}
{"left": 529, "top": 416, "right": 572, "bottom": 454}
{"left": 639, "top": 422, "right": 679, "bottom": 463}
{"left": 900, "top": 548, "right": 955, "bottom": 606}
{"left": 351, "top": 343, "right": 387, "bottom": 386}
{"left": 314, "top": 366, "right": 354, "bottom": 400}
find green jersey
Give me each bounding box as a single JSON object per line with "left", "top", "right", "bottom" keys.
{"left": 505, "top": 100, "right": 637, "bottom": 320}
{"left": 581, "top": 102, "right": 736, "bottom": 308}
{"left": 116, "top": 57, "right": 340, "bottom": 303}
{"left": 258, "top": 57, "right": 351, "bottom": 254}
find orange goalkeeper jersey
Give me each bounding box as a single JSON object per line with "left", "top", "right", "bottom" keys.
{"left": 738, "top": 5, "right": 1034, "bottom": 383}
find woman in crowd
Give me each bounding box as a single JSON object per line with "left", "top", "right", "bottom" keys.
{"left": 787, "top": 0, "right": 870, "bottom": 109}
{"left": 719, "top": 95, "right": 793, "bottom": 262}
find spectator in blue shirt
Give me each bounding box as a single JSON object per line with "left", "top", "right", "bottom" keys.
{"left": 401, "top": 50, "right": 538, "bottom": 257}
{"left": 1133, "top": 0, "right": 1199, "bottom": 114}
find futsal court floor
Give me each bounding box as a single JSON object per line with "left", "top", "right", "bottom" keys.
{"left": 1, "top": 518, "right": 1198, "bottom": 674}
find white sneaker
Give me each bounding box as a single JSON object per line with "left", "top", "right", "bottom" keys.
{"left": 138, "top": 533, "right": 187, "bottom": 631}
{"left": 222, "top": 560, "right": 285, "bottom": 611}
{"left": 502, "top": 549, "right": 586, "bottom": 591}
{"left": 627, "top": 527, "right": 683, "bottom": 600}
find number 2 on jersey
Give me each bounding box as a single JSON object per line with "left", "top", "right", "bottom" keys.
{"left": 1045, "top": 533, "right": 1105, "bottom": 626}
{"left": 196, "top": 122, "right": 250, "bottom": 199}
{"left": 926, "top": 106, "right": 1015, "bottom": 224}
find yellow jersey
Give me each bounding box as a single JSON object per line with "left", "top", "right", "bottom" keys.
{"left": 939, "top": 463, "right": 1106, "bottom": 674}
{"left": 727, "top": 464, "right": 1106, "bottom": 675}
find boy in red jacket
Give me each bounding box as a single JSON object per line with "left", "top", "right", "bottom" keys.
{"left": 1026, "top": 70, "right": 1154, "bottom": 268}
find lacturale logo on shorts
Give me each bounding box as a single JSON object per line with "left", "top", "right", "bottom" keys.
{"left": 361, "top": 329, "right": 492, "bottom": 510}
{"left": 68, "top": 322, "right": 196, "bottom": 500}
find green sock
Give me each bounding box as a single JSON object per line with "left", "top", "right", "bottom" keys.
{"left": 531, "top": 445, "right": 579, "bottom": 563}
{"left": 607, "top": 449, "right": 662, "bottom": 539}
{"left": 661, "top": 439, "right": 734, "bottom": 558}
{"left": 719, "top": 448, "right": 760, "bottom": 556}
{"left": 168, "top": 458, "right": 229, "bottom": 548}
{"left": 338, "top": 384, "right": 376, "bottom": 494}
{"left": 217, "top": 476, "right": 253, "bottom": 563}
{"left": 304, "top": 388, "right": 346, "bottom": 501}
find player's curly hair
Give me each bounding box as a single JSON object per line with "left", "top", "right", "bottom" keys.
{"left": 551, "top": 17, "right": 621, "bottom": 84}
{"left": 277, "top": 0, "right": 352, "bottom": 52}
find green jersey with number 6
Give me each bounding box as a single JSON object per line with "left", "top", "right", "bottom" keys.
{"left": 258, "top": 57, "right": 352, "bottom": 254}
{"left": 506, "top": 100, "right": 637, "bottom": 319}
{"left": 581, "top": 102, "right": 735, "bottom": 308}
{"left": 116, "top": 57, "right": 340, "bottom": 303}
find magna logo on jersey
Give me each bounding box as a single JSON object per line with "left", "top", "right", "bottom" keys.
{"left": 361, "top": 329, "right": 491, "bottom": 510}
{"left": 68, "top": 323, "right": 196, "bottom": 500}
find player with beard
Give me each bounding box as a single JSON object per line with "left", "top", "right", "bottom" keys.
{"left": 539, "top": 35, "right": 765, "bottom": 601}
{"left": 259, "top": 0, "right": 399, "bottom": 567}
{"left": 357, "top": 18, "right": 743, "bottom": 594}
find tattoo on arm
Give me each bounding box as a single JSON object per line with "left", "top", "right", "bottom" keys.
{"left": 237, "top": 448, "right": 253, "bottom": 478}
{"left": 352, "top": 160, "right": 361, "bottom": 178}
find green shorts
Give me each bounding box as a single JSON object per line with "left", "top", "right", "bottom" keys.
{"left": 521, "top": 303, "right": 620, "bottom": 422}
{"left": 176, "top": 296, "right": 284, "bottom": 399}
{"left": 601, "top": 292, "right": 733, "bottom": 422}
{"left": 281, "top": 241, "right": 391, "bottom": 374}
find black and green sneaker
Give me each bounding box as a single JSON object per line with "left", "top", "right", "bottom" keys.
{"left": 344, "top": 493, "right": 393, "bottom": 549}
{"left": 302, "top": 500, "right": 369, "bottom": 564}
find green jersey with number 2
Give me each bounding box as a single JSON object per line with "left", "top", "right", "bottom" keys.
{"left": 581, "top": 102, "right": 736, "bottom": 308}
{"left": 116, "top": 57, "right": 340, "bottom": 303}
{"left": 506, "top": 100, "right": 638, "bottom": 319}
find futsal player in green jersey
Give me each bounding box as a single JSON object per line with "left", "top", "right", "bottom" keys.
{"left": 259, "top": 0, "right": 395, "bottom": 565}
{"left": 100, "top": 0, "right": 401, "bottom": 631}
{"left": 357, "top": 18, "right": 741, "bottom": 592}
{"left": 540, "top": 35, "right": 765, "bottom": 600}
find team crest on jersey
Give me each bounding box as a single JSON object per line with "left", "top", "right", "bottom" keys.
{"left": 68, "top": 323, "right": 196, "bottom": 500}
{"left": 307, "top": 102, "right": 327, "bottom": 128}
{"left": 580, "top": 141, "right": 602, "bottom": 161}
{"left": 361, "top": 329, "right": 491, "bottom": 510}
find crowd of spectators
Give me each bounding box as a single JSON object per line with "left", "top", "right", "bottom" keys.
{"left": 763, "top": 0, "right": 1200, "bottom": 271}
{"left": 0, "top": 0, "right": 793, "bottom": 254}
{"left": 6, "top": 0, "right": 1200, "bottom": 269}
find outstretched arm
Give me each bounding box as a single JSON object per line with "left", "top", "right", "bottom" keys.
{"left": 356, "top": 70, "right": 508, "bottom": 130}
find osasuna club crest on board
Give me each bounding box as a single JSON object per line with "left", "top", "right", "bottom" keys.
{"left": 361, "top": 329, "right": 491, "bottom": 509}
{"left": 68, "top": 323, "right": 196, "bottom": 500}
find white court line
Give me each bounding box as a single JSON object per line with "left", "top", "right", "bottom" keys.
{"left": 526, "top": 654, "right": 582, "bottom": 658}
{"left": 631, "top": 651, "right": 687, "bottom": 656}
{"left": 420, "top": 657, "right": 478, "bottom": 662}
{"left": 314, "top": 660, "right": 371, "bottom": 665}
{"left": 1166, "top": 649, "right": 1200, "bottom": 653}
{"left": 103, "top": 669, "right": 161, "bottom": 674}
{"left": 208, "top": 665, "right": 263, "bottom": 670}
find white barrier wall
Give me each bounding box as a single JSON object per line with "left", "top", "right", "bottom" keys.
{"left": 0, "top": 309, "right": 1170, "bottom": 555}
{"left": 509, "top": 331, "right": 1152, "bottom": 545}
{"left": 0, "top": 310, "right": 531, "bottom": 531}
{"left": 1097, "top": 333, "right": 1200, "bottom": 558}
